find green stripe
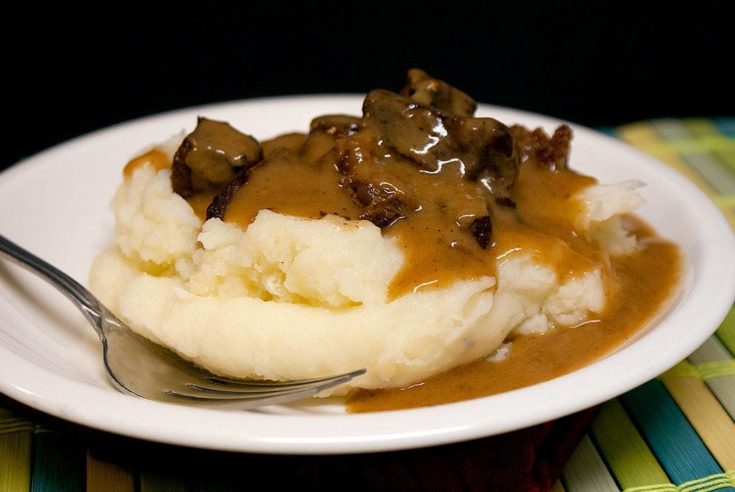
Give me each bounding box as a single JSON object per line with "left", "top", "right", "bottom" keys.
{"left": 591, "top": 399, "right": 670, "bottom": 489}
{"left": 714, "top": 148, "right": 735, "bottom": 177}
{"left": 665, "top": 361, "right": 703, "bottom": 379}
{"left": 684, "top": 119, "right": 723, "bottom": 138}
{"left": 665, "top": 360, "right": 735, "bottom": 380}
{"left": 625, "top": 485, "right": 677, "bottom": 491}
{"left": 562, "top": 435, "right": 619, "bottom": 491}
{"left": 716, "top": 309, "right": 735, "bottom": 356}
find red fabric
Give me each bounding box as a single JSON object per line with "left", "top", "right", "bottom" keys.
{"left": 100, "top": 406, "right": 598, "bottom": 491}
{"left": 265, "top": 406, "right": 599, "bottom": 491}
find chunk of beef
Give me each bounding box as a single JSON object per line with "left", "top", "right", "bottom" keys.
{"left": 469, "top": 216, "right": 493, "bottom": 249}
{"left": 353, "top": 181, "right": 407, "bottom": 228}
{"left": 511, "top": 124, "right": 573, "bottom": 171}
{"left": 205, "top": 169, "right": 249, "bottom": 220}
{"left": 401, "top": 68, "right": 477, "bottom": 117}
{"left": 362, "top": 89, "right": 518, "bottom": 197}
{"left": 172, "top": 118, "right": 262, "bottom": 198}
{"left": 336, "top": 139, "right": 410, "bottom": 228}
{"left": 310, "top": 115, "right": 362, "bottom": 137}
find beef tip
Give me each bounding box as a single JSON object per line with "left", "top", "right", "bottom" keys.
{"left": 334, "top": 137, "right": 410, "bottom": 228}
{"left": 354, "top": 181, "right": 407, "bottom": 228}
{"left": 362, "top": 89, "right": 519, "bottom": 197}
{"left": 469, "top": 216, "right": 493, "bottom": 249}
{"left": 363, "top": 90, "right": 438, "bottom": 172}
{"left": 205, "top": 169, "right": 249, "bottom": 220}
{"left": 310, "top": 114, "right": 362, "bottom": 137}
{"left": 171, "top": 118, "right": 262, "bottom": 198}
{"left": 511, "top": 124, "right": 573, "bottom": 171}
{"left": 170, "top": 138, "right": 195, "bottom": 197}
{"left": 261, "top": 132, "right": 307, "bottom": 158}
{"left": 472, "top": 133, "right": 519, "bottom": 199}
{"left": 400, "top": 68, "right": 477, "bottom": 117}
{"left": 495, "top": 196, "right": 517, "bottom": 209}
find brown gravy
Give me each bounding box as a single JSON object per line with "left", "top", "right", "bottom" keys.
{"left": 222, "top": 133, "right": 362, "bottom": 227}
{"left": 123, "top": 149, "right": 170, "bottom": 178}
{"left": 203, "top": 127, "right": 498, "bottom": 298}
{"left": 347, "top": 218, "right": 681, "bottom": 412}
{"left": 123, "top": 89, "right": 681, "bottom": 413}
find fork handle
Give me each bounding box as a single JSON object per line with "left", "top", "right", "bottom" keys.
{"left": 0, "top": 233, "right": 106, "bottom": 338}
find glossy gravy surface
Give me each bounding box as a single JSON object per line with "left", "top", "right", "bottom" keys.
{"left": 217, "top": 129, "right": 497, "bottom": 298}
{"left": 348, "top": 218, "right": 680, "bottom": 412}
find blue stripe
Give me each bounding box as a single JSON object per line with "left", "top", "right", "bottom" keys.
{"left": 620, "top": 380, "right": 731, "bottom": 489}
{"left": 31, "top": 429, "right": 85, "bottom": 492}
{"left": 713, "top": 117, "right": 735, "bottom": 138}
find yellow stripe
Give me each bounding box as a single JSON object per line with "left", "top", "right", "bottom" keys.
{"left": 635, "top": 136, "right": 735, "bottom": 155}
{"left": 591, "top": 399, "right": 670, "bottom": 489}
{"left": 659, "top": 373, "right": 735, "bottom": 470}
{"left": 713, "top": 195, "right": 735, "bottom": 208}
{"left": 0, "top": 428, "right": 32, "bottom": 492}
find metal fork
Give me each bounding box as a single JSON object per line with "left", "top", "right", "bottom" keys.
{"left": 0, "top": 234, "right": 366, "bottom": 408}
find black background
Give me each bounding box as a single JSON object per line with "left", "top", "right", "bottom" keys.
{"left": 2, "top": 1, "right": 731, "bottom": 171}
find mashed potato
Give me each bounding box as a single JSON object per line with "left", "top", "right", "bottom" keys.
{"left": 90, "top": 162, "right": 641, "bottom": 391}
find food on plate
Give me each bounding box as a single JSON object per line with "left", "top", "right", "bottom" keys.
{"left": 89, "top": 69, "right": 681, "bottom": 408}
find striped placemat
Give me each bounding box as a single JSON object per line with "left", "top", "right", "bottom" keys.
{"left": 1, "top": 118, "right": 734, "bottom": 491}
{"left": 557, "top": 118, "right": 735, "bottom": 492}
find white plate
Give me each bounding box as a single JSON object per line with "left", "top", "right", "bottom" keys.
{"left": 0, "top": 96, "right": 733, "bottom": 454}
